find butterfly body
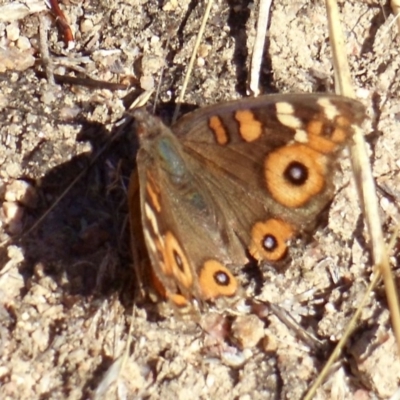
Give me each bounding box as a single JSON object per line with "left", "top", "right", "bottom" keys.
{"left": 130, "top": 94, "right": 365, "bottom": 306}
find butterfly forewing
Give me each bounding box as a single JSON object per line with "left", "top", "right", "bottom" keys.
{"left": 173, "top": 94, "right": 364, "bottom": 259}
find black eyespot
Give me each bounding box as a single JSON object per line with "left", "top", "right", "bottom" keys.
{"left": 284, "top": 161, "right": 308, "bottom": 185}
{"left": 262, "top": 234, "right": 278, "bottom": 252}
{"left": 214, "top": 271, "right": 231, "bottom": 287}
{"left": 173, "top": 250, "right": 184, "bottom": 272}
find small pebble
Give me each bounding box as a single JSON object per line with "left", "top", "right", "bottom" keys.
{"left": 16, "top": 36, "right": 31, "bottom": 50}
{"left": 2, "top": 201, "right": 24, "bottom": 234}
{"left": 80, "top": 19, "right": 94, "bottom": 33}
{"left": 163, "top": 0, "right": 178, "bottom": 11}
{"left": 5, "top": 180, "right": 38, "bottom": 207}
{"left": 6, "top": 23, "right": 20, "bottom": 42}
{"left": 197, "top": 57, "right": 205, "bottom": 67}
{"left": 140, "top": 75, "right": 154, "bottom": 91}
{"left": 231, "top": 314, "right": 264, "bottom": 349}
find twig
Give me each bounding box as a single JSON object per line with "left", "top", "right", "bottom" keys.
{"left": 38, "top": 13, "right": 55, "bottom": 85}
{"left": 249, "top": 0, "right": 272, "bottom": 96}
{"left": 172, "top": 0, "right": 213, "bottom": 123}
{"left": 49, "top": 0, "right": 74, "bottom": 47}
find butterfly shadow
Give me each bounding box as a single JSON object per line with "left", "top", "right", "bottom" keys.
{"left": 6, "top": 116, "right": 139, "bottom": 302}
{"left": 4, "top": 99, "right": 203, "bottom": 309}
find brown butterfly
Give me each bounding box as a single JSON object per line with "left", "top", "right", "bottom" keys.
{"left": 128, "top": 94, "right": 365, "bottom": 306}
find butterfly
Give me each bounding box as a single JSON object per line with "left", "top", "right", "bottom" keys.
{"left": 128, "top": 94, "right": 365, "bottom": 306}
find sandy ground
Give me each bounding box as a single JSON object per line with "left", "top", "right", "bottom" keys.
{"left": 1, "top": 0, "right": 400, "bottom": 399}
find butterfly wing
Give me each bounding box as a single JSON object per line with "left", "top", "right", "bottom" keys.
{"left": 173, "top": 94, "right": 365, "bottom": 263}
{"left": 133, "top": 110, "right": 245, "bottom": 304}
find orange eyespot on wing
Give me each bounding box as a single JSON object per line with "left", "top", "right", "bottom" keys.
{"left": 331, "top": 128, "right": 346, "bottom": 144}
{"left": 264, "top": 144, "right": 327, "bottom": 208}
{"left": 249, "top": 218, "right": 295, "bottom": 262}
{"left": 305, "top": 116, "right": 352, "bottom": 154}
{"left": 305, "top": 128, "right": 337, "bottom": 154}
{"left": 164, "top": 231, "right": 193, "bottom": 289}
{"left": 199, "top": 260, "right": 238, "bottom": 299}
